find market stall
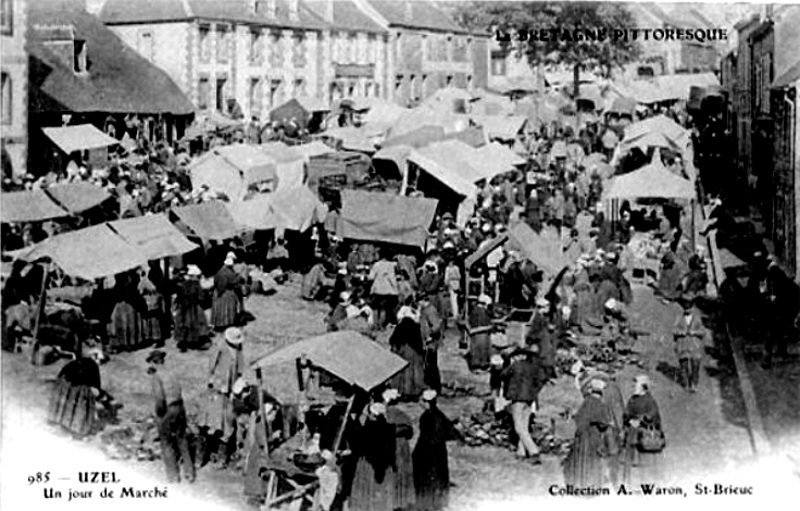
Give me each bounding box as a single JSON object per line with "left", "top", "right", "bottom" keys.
{"left": 250, "top": 331, "right": 408, "bottom": 510}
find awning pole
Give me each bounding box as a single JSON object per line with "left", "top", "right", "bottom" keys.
{"left": 332, "top": 394, "right": 356, "bottom": 456}
{"left": 30, "top": 262, "right": 52, "bottom": 364}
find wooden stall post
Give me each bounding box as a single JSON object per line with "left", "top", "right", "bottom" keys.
{"left": 255, "top": 367, "right": 271, "bottom": 455}
{"left": 332, "top": 394, "right": 356, "bottom": 456}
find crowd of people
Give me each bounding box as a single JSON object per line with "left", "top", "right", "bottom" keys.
{"left": 6, "top": 86, "right": 800, "bottom": 510}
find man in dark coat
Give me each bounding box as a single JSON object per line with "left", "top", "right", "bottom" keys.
{"left": 413, "top": 390, "right": 460, "bottom": 511}
{"left": 148, "top": 350, "right": 195, "bottom": 483}
{"left": 501, "top": 345, "right": 548, "bottom": 462}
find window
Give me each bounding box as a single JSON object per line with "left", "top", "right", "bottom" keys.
{"left": 1, "top": 0, "right": 12, "bottom": 36}
{"left": 348, "top": 33, "right": 357, "bottom": 63}
{"left": 1, "top": 73, "right": 11, "bottom": 125}
{"left": 199, "top": 25, "right": 211, "bottom": 63}
{"left": 249, "top": 78, "right": 262, "bottom": 116}
{"left": 269, "top": 79, "right": 282, "bottom": 109}
{"left": 215, "top": 77, "right": 227, "bottom": 112}
{"left": 249, "top": 29, "right": 263, "bottom": 65}
{"left": 293, "top": 78, "right": 306, "bottom": 97}
{"left": 198, "top": 77, "right": 210, "bottom": 109}
{"left": 138, "top": 31, "right": 154, "bottom": 61}
{"left": 292, "top": 32, "right": 307, "bottom": 68}
{"left": 216, "top": 25, "right": 230, "bottom": 63}
{"left": 367, "top": 34, "right": 377, "bottom": 63}
{"left": 490, "top": 54, "right": 507, "bottom": 76}
{"left": 73, "top": 40, "right": 87, "bottom": 73}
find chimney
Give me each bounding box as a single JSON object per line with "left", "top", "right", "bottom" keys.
{"left": 324, "top": 0, "right": 334, "bottom": 24}
{"left": 288, "top": 0, "right": 299, "bottom": 22}
{"left": 85, "top": 0, "right": 107, "bottom": 15}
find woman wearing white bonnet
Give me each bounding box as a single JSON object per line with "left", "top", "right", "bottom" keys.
{"left": 622, "top": 374, "right": 664, "bottom": 484}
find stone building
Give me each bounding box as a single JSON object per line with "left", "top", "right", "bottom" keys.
{"left": 100, "top": 0, "right": 332, "bottom": 120}
{"left": 305, "top": 0, "right": 390, "bottom": 104}
{"left": 1, "top": 0, "right": 28, "bottom": 178}
{"left": 352, "top": 0, "right": 489, "bottom": 106}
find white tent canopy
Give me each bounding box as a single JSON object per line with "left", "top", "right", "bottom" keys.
{"left": 42, "top": 124, "right": 120, "bottom": 154}
{"left": 605, "top": 161, "right": 694, "bottom": 200}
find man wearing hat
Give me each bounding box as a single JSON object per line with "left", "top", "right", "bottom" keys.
{"left": 673, "top": 299, "right": 707, "bottom": 393}
{"left": 148, "top": 350, "right": 195, "bottom": 483}
{"left": 501, "top": 344, "right": 548, "bottom": 463}
{"left": 205, "top": 326, "right": 247, "bottom": 466}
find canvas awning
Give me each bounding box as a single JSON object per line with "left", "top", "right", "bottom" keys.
{"left": 389, "top": 108, "right": 466, "bottom": 138}
{"left": 225, "top": 195, "right": 280, "bottom": 231}
{"left": 373, "top": 144, "right": 413, "bottom": 173}
{"left": 465, "top": 223, "right": 567, "bottom": 275}
{"left": 171, "top": 201, "right": 244, "bottom": 241}
{"left": 382, "top": 125, "right": 446, "bottom": 149}
{"left": 407, "top": 149, "right": 478, "bottom": 198}
{"left": 17, "top": 224, "right": 149, "bottom": 280}
{"left": 605, "top": 161, "right": 694, "bottom": 200}
{"left": 419, "top": 140, "right": 485, "bottom": 183}
{"left": 293, "top": 141, "right": 335, "bottom": 159}
{"left": 1, "top": 190, "right": 69, "bottom": 223}
{"left": 474, "top": 142, "right": 527, "bottom": 181}
{"left": 252, "top": 331, "right": 408, "bottom": 392}
{"left": 42, "top": 124, "right": 120, "bottom": 154}
{"left": 338, "top": 190, "right": 438, "bottom": 248}
{"left": 471, "top": 115, "right": 526, "bottom": 140}
{"left": 109, "top": 214, "right": 198, "bottom": 260}
{"left": 619, "top": 130, "right": 682, "bottom": 154}
{"left": 45, "top": 182, "right": 112, "bottom": 214}
{"left": 190, "top": 144, "right": 277, "bottom": 200}
{"left": 624, "top": 115, "right": 688, "bottom": 142}
{"left": 226, "top": 187, "right": 328, "bottom": 232}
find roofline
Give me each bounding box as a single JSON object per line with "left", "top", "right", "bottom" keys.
{"left": 388, "top": 22, "right": 472, "bottom": 36}
{"left": 747, "top": 20, "right": 774, "bottom": 42}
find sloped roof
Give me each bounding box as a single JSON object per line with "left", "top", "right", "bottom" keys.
{"left": 305, "top": 0, "right": 385, "bottom": 33}
{"left": 102, "top": 0, "right": 329, "bottom": 30}
{"left": 1, "top": 190, "right": 69, "bottom": 223}
{"left": 338, "top": 190, "right": 438, "bottom": 248}
{"left": 29, "top": 3, "right": 194, "bottom": 115}
{"left": 109, "top": 214, "right": 198, "bottom": 260}
{"left": 252, "top": 331, "right": 408, "bottom": 392}
{"left": 42, "top": 124, "right": 120, "bottom": 154}
{"left": 45, "top": 182, "right": 112, "bottom": 214}
{"left": 471, "top": 114, "right": 526, "bottom": 140}
{"left": 171, "top": 201, "right": 244, "bottom": 240}
{"left": 474, "top": 142, "right": 526, "bottom": 180}
{"left": 419, "top": 139, "right": 484, "bottom": 182}
{"left": 624, "top": 114, "right": 688, "bottom": 142}
{"left": 367, "top": 0, "right": 468, "bottom": 34}
{"left": 407, "top": 147, "right": 478, "bottom": 197}
{"left": 17, "top": 224, "right": 149, "bottom": 280}
{"left": 605, "top": 161, "right": 694, "bottom": 200}
{"left": 227, "top": 188, "right": 327, "bottom": 232}
{"left": 382, "top": 125, "right": 446, "bottom": 149}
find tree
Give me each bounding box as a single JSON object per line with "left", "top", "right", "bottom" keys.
{"left": 451, "top": 1, "right": 640, "bottom": 96}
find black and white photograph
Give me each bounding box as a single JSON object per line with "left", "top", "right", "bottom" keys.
{"left": 1, "top": 0, "right": 799, "bottom": 509}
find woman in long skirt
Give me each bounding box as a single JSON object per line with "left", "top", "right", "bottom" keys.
{"left": 383, "top": 389, "right": 415, "bottom": 510}
{"left": 211, "top": 256, "right": 241, "bottom": 331}
{"left": 48, "top": 345, "right": 109, "bottom": 437}
{"left": 139, "top": 274, "right": 164, "bottom": 347}
{"left": 622, "top": 375, "right": 665, "bottom": 485}
{"left": 413, "top": 390, "right": 459, "bottom": 511}
{"left": 174, "top": 265, "right": 210, "bottom": 350}
{"left": 108, "top": 273, "right": 144, "bottom": 352}
{"left": 563, "top": 379, "right": 615, "bottom": 487}
{"left": 349, "top": 403, "right": 396, "bottom": 511}
{"left": 390, "top": 317, "right": 426, "bottom": 400}
{"left": 467, "top": 295, "right": 492, "bottom": 371}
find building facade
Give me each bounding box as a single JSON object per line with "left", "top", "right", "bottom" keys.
{"left": 100, "top": 0, "right": 486, "bottom": 113}
{"left": 351, "top": 0, "right": 489, "bottom": 106}
{"left": 1, "top": 0, "right": 28, "bottom": 178}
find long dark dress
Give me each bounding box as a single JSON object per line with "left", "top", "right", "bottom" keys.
{"left": 390, "top": 319, "right": 426, "bottom": 399}
{"left": 109, "top": 284, "right": 144, "bottom": 351}
{"left": 47, "top": 358, "right": 102, "bottom": 436}
{"left": 413, "top": 404, "right": 459, "bottom": 511}
{"left": 140, "top": 282, "right": 164, "bottom": 344}
{"left": 467, "top": 305, "right": 491, "bottom": 371}
{"left": 349, "top": 416, "right": 396, "bottom": 511}
{"left": 174, "top": 279, "right": 209, "bottom": 345}
{"left": 210, "top": 266, "right": 240, "bottom": 329}
{"left": 622, "top": 392, "right": 664, "bottom": 485}
{"left": 386, "top": 406, "right": 415, "bottom": 510}
{"left": 563, "top": 394, "right": 614, "bottom": 487}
